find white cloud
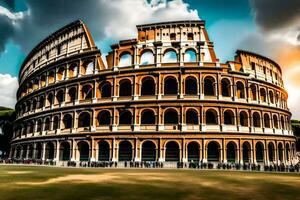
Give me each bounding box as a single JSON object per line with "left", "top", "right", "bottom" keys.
{"left": 0, "top": 74, "right": 18, "bottom": 109}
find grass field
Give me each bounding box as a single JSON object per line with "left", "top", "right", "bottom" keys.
{"left": 0, "top": 165, "right": 299, "bottom": 200}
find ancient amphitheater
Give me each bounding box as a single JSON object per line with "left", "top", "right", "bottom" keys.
{"left": 10, "top": 20, "right": 297, "bottom": 167}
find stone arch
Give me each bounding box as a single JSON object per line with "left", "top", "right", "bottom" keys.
{"left": 141, "top": 141, "right": 157, "bottom": 161}
{"left": 99, "top": 81, "right": 112, "bottom": 98}
{"left": 186, "top": 108, "right": 199, "bottom": 125}
{"left": 118, "top": 141, "right": 133, "bottom": 161}
{"left": 140, "top": 50, "right": 154, "bottom": 65}
{"left": 242, "top": 141, "right": 251, "bottom": 163}
{"left": 165, "top": 141, "right": 180, "bottom": 162}
{"left": 236, "top": 81, "right": 245, "bottom": 98}
{"left": 205, "top": 108, "right": 218, "bottom": 125}
{"left": 260, "top": 88, "right": 267, "bottom": 102}
{"left": 141, "top": 109, "right": 155, "bottom": 125}
{"left": 78, "top": 112, "right": 91, "bottom": 128}
{"left": 164, "top": 76, "right": 178, "bottom": 95}
{"left": 59, "top": 141, "right": 71, "bottom": 161}
{"left": 164, "top": 108, "right": 178, "bottom": 124}
{"left": 255, "top": 142, "right": 264, "bottom": 163}
{"left": 187, "top": 141, "right": 200, "bottom": 162}
{"left": 119, "top": 79, "right": 132, "bottom": 97}
{"left": 204, "top": 76, "right": 215, "bottom": 96}
{"left": 268, "top": 142, "right": 275, "bottom": 162}
{"left": 97, "top": 110, "right": 111, "bottom": 126}
{"left": 77, "top": 141, "right": 90, "bottom": 161}
{"left": 45, "top": 142, "right": 55, "bottom": 160}
{"left": 207, "top": 141, "right": 221, "bottom": 162}
{"left": 141, "top": 76, "right": 156, "bottom": 96}
{"left": 278, "top": 142, "right": 284, "bottom": 162}
{"left": 98, "top": 140, "right": 110, "bottom": 161}
{"left": 119, "top": 51, "right": 132, "bottom": 67}
{"left": 253, "top": 112, "right": 261, "bottom": 127}
{"left": 81, "top": 84, "right": 93, "bottom": 100}
{"left": 239, "top": 111, "right": 248, "bottom": 126}
{"left": 264, "top": 113, "right": 271, "bottom": 128}
{"left": 224, "top": 109, "right": 235, "bottom": 125}
{"left": 185, "top": 76, "right": 198, "bottom": 95}
{"left": 119, "top": 110, "right": 132, "bottom": 125}
{"left": 273, "top": 114, "right": 279, "bottom": 129}
{"left": 56, "top": 89, "right": 65, "bottom": 104}
{"left": 162, "top": 49, "right": 177, "bottom": 63}
{"left": 226, "top": 141, "right": 237, "bottom": 163}
{"left": 221, "top": 78, "right": 231, "bottom": 97}
{"left": 184, "top": 49, "right": 197, "bottom": 62}
{"left": 63, "top": 114, "right": 73, "bottom": 129}
{"left": 68, "top": 87, "right": 77, "bottom": 102}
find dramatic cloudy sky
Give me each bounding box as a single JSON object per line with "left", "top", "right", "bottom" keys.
{"left": 0, "top": 0, "right": 299, "bottom": 118}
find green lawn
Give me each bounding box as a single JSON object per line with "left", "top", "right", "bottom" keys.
{"left": 0, "top": 165, "right": 299, "bottom": 200}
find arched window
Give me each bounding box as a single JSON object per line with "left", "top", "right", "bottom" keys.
{"left": 44, "top": 118, "right": 50, "bottom": 131}
{"left": 236, "top": 81, "right": 245, "bottom": 98}
{"left": 38, "top": 96, "right": 44, "bottom": 108}
{"left": 165, "top": 141, "right": 180, "bottom": 162}
{"left": 98, "top": 141, "right": 110, "bottom": 161}
{"left": 119, "top": 141, "right": 132, "bottom": 161}
{"left": 141, "top": 141, "right": 156, "bottom": 161}
{"left": 263, "top": 113, "right": 270, "bottom": 128}
{"left": 164, "top": 109, "right": 178, "bottom": 124}
{"left": 240, "top": 111, "right": 248, "bottom": 126}
{"left": 68, "top": 87, "right": 77, "bottom": 102}
{"left": 269, "top": 91, "right": 274, "bottom": 104}
{"left": 243, "top": 142, "right": 251, "bottom": 163}
{"left": 260, "top": 88, "right": 267, "bottom": 102}
{"left": 207, "top": 141, "right": 220, "bottom": 162}
{"left": 184, "top": 49, "right": 196, "bottom": 62}
{"left": 63, "top": 114, "right": 73, "bottom": 129}
{"left": 224, "top": 110, "right": 234, "bottom": 125}
{"left": 164, "top": 77, "right": 177, "bottom": 95}
{"left": 60, "top": 142, "right": 70, "bottom": 161}
{"left": 78, "top": 112, "right": 91, "bottom": 128}
{"left": 119, "top": 110, "right": 132, "bottom": 125}
{"left": 47, "top": 93, "right": 54, "bottom": 106}
{"left": 185, "top": 77, "right": 197, "bottom": 95}
{"left": 69, "top": 63, "right": 78, "bottom": 78}
{"left": 163, "top": 50, "right": 177, "bottom": 63}
{"left": 97, "top": 110, "right": 111, "bottom": 125}
{"left": 32, "top": 99, "right": 37, "bottom": 111}
{"left": 119, "top": 79, "right": 132, "bottom": 97}
{"left": 56, "top": 90, "right": 64, "bottom": 104}
{"left": 204, "top": 76, "right": 215, "bottom": 96}
{"left": 141, "top": 77, "right": 155, "bottom": 96}
{"left": 57, "top": 67, "right": 65, "bottom": 81}
{"left": 253, "top": 112, "right": 261, "bottom": 127}
{"left": 268, "top": 143, "right": 275, "bottom": 162}
{"left": 28, "top": 121, "right": 34, "bottom": 133}
{"left": 250, "top": 84, "right": 257, "bottom": 100}
{"left": 221, "top": 79, "right": 231, "bottom": 97}
{"left": 78, "top": 141, "right": 89, "bottom": 161}
{"left": 286, "top": 143, "right": 290, "bottom": 161}
{"left": 187, "top": 142, "right": 200, "bottom": 162}
{"left": 48, "top": 71, "right": 55, "bottom": 84}
{"left": 227, "top": 142, "right": 236, "bottom": 163}
{"left": 53, "top": 116, "right": 60, "bottom": 130}
{"left": 35, "top": 143, "right": 42, "bottom": 159}
{"left": 140, "top": 51, "right": 154, "bottom": 65}
{"left": 278, "top": 143, "right": 283, "bottom": 162}
{"left": 119, "top": 52, "right": 132, "bottom": 67}
{"left": 206, "top": 109, "right": 218, "bottom": 125}
{"left": 82, "top": 85, "right": 93, "bottom": 100}
{"left": 100, "top": 82, "right": 112, "bottom": 98}
{"left": 83, "top": 61, "right": 94, "bottom": 75}
{"left": 186, "top": 109, "right": 198, "bottom": 124}
{"left": 36, "top": 119, "right": 42, "bottom": 133}
{"left": 141, "top": 110, "right": 155, "bottom": 125}
{"left": 40, "top": 75, "right": 46, "bottom": 87}
{"left": 45, "top": 142, "right": 55, "bottom": 160}
{"left": 281, "top": 116, "right": 285, "bottom": 129}
{"left": 273, "top": 115, "right": 279, "bottom": 129}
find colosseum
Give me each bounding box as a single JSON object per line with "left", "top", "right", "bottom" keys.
{"left": 10, "top": 20, "right": 297, "bottom": 167}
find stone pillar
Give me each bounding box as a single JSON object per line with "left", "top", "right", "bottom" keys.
{"left": 42, "top": 142, "right": 46, "bottom": 161}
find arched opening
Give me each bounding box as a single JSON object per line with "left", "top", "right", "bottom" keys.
{"left": 253, "top": 112, "right": 261, "bottom": 127}
{"left": 250, "top": 84, "right": 257, "bottom": 100}
{"left": 47, "top": 93, "right": 54, "bottom": 106}
{"left": 98, "top": 141, "right": 110, "bottom": 161}
{"left": 119, "top": 52, "right": 132, "bottom": 67}
{"left": 119, "top": 79, "right": 132, "bottom": 97}
{"left": 286, "top": 144, "right": 290, "bottom": 161}
{"left": 32, "top": 99, "right": 37, "bottom": 111}
{"left": 57, "top": 67, "right": 65, "bottom": 81}
{"left": 164, "top": 109, "right": 178, "bottom": 124}
{"left": 60, "top": 142, "right": 70, "bottom": 161}
{"left": 260, "top": 88, "right": 267, "bottom": 102}
{"left": 78, "top": 141, "right": 89, "bottom": 161}
{"left": 56, "top": 90, "right": 64, "bottom": 104}
{"left": 185, "top": 77, "right": 197, "bottom": 95}
{"left": 227, "top": 142, "right": 236, "bottom": 163}
{"left": 242, "top": 142, "right": 251, "bottom": 163}
{"left": 164, "top": 77, "right": 177, "bottom": 95}
{"left": 207, "top": 141, "right": 220, "bottom": 162}
{"left": 264, "top": 114, "right": 270, "bottom": 128}
{"left": 236, "top": 81, "right": 245, "bottom": 98}
{"left": 53, "top": 116, "right": 60, "bottom": 130}
{"left": 140, "top": 51, "right": 154, "bottom": 65}
{"left": 97, "top": 111, "right": 111, "bottom": 125}
{"left": 36, "top": 119, "right": 42, "bottom": 133}
{"left": 141, "top": 77, "right": 155, "bottom": 96}
{"left": 68, "top": 87, "right": 77, "bottom": 102}
{"left": 40, "top": 75, "right": 46, "bottom": 87}
{"left": 206, "top": 109, "right": 218, "bottom": 125}
{"left": 38, "top": 96, "right": 44, "bottom": 108}
{"left": 48, "top": 71, "right": 55, "bottom": 84}
{"left": 119, "top": 110, "right": 132, "bottom": 125}
{"left": 165, "top": 141, "right": 180, "bottom": 162}
{"left": 273, "top": 115, "right": 279, "bottom": 129}
{"left": 256, "top": 142, "right": 264, "bottom": 163}
{"left": 22, "top": 145, "right": 27, "bottom": 158}
{"left": 69, "top": 63, "right": 78, "bottom": 78}
{"left": 78, "top": 112, "right": 91, "bottom": 128}
{"left": 269, "top": 91, "right": 274, "bottom": 104}
{"left": 63, "top": 114, "right": 73, "bottom": 129}
{"left": 163, "top": 50, "right": 177, "bottom": 63}
{"left": 221, "top": 79, "right": 231, "bottom": 97}
{"left": 186, "top": 109, "right": 198, "bottom": 125}
{"left": 44, "top": 118, "right": 50, "bottom": 131}
{"left": 278, "top": 143, "right": 283, "bottom": 162}
{"left": 45, "top": 142, "right": 55, "bottom": 160}
{"left": 118, "top": 141, "right": 132, "bottom": 161}
{"left": 204, "top": 77, "right": 215, "bottom": 96}
{"left": 100, "top": 82, "right": 112, "bottom": 98}
{"left": 83, "top": 61, "right": 94, "bottom": 75}
{"left": 82, "top": 85, "right": 93, "bottom": 100}
{"left": 184, "top": 49, "right": 196, "bottom": 62}
{"left": 141, "top": 110, "right": 155, "bottom": 125}
{"left": 224, "top": 110, "right": 234, "bottom": 125}
{"left": 281, "top": 116, "right": 285, "bottom": 129}
{"left": 240, "top": 111, "right": 248, "bottom": 126}
{"left": 28, "top": 145, "right": 34, "bottom": 158}
{"left": 187, "top": 142, "right": 200, "bottom": 162}
{"left": 268, "top": 143, "right": 275, "bottom": 162}
{"left": 36, "top": 143, "right": 42, "bottom": 159}
{"left": 142, "top": 141, "right": 156, "bottom": 161}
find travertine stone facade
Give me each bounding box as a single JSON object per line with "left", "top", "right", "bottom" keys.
{"left": 10, "top": 20, "right": 297, "bottom": 166}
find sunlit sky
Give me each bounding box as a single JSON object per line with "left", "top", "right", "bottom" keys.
{"left": 0, "top": 0, "right": 299, "bottom": 118}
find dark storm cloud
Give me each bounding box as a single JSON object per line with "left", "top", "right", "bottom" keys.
{"left": 1, "top": 0, "right": 15, "bottom": 11}
{"left": 251, "top": 0, "right": 300, "bottom": 31}
{"left": 0, "top": 15, "right": 15, "bottom": 53}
